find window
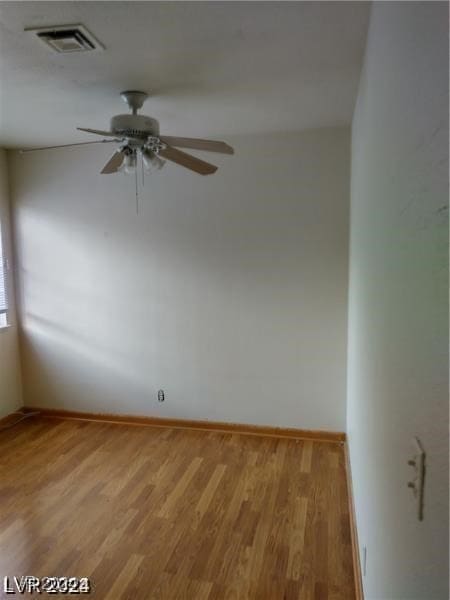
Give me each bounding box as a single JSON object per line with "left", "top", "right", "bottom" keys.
{"left": 0, "top": 223, "right": 8, "bottom": 328}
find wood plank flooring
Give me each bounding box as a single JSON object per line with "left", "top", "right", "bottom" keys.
{"left": 0, "top": 418, "right": 355, "bottom": 599}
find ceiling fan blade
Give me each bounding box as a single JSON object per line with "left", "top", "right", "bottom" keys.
{"left": 159, "top": 136, "right": 234, "bottom": 155}
{"left": 20, "top": 140, "right": 117, "bottom": 154}
{"left": 159, "top": 146, "right": 218, "bottom": 175}
{"left": 77, "top": 127, "right": 119, "bottom": 138}
{"left": 101, "top": 150, "right": 125, "bottom": 174}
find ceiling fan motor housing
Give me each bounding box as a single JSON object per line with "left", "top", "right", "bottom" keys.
{"left": 110, "top": 114, "right": 159, "bottom": 139}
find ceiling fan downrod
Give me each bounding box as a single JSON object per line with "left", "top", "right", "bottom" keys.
{"left": 120, "top": 90, "right": 149, "bottom": 115}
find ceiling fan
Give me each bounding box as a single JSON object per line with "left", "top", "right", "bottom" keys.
{"left": 21, "top": 90, "right": 234, "bottom": 176}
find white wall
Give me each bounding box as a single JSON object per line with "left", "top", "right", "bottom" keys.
{"left": 9, "top": 128, "right": 349, "bottom": 431}
{"left": 0, "top": 149, "right": 22, "bottom": 417}
{"left": 347, "top": 3, "right": 448, "bottom": 599}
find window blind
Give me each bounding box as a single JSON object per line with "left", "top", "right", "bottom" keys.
{"left": 0, "top": 226, "right": 7, "bottom": 318}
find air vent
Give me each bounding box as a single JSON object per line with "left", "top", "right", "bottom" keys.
{"left": 25, "top": 24, "right": 104, "bottom": 53}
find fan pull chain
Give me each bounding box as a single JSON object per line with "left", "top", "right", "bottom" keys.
{"left": 135, "top": 160, "right": 139, "bottom": 214}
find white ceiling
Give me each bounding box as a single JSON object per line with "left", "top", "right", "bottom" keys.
{"left": 0, "top": 1, "right": 370, "bottom": 148}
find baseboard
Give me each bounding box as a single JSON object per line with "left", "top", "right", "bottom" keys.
{"left": 344, "top": 442, "right": 364, "bottom": 600}
{"left": 22, "top": 406, "right": 346, "bottom": 443}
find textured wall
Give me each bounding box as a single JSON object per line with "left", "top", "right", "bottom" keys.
{"left": 10, "top": 128, "right": 350, "bottom": 431}
{"left": 347, "top": 3, "right": 449, "bottom": 598}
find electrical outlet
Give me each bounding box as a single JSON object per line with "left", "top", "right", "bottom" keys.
{"left": 157, "top": 389, "right": 165, "bottom": 402}
{"left": 407, "top": 437, "right": 425, "bottom": 521}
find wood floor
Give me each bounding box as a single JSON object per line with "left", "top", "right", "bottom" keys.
{"left": 0, "top": 418, "right": 355, "bottom": 599}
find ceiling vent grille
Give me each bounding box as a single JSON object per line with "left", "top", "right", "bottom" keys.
{"left": 25, "top": 24, "right": 104, "bottom": 53}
